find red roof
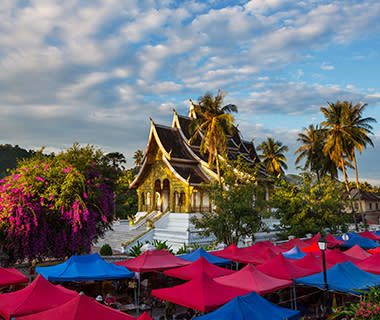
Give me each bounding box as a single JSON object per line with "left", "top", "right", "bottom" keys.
{"left": 214, "top": 264, "right": 292, "bottom": 295}
{"left": 0, "top": 267, "right": 29, "bottom": 287}
{"left": 344, "top": 245, "right": 372, "bottom": 260}
{"left": 324, "top": 249, "right": 361, "bottom": 268}
{"left": 0, "top": 275, "right": 78, "bottom": 320}
{"left": 114, "top": 249, "right": 190, "bottom": 272}
{"left": 326, "top": 234, "right": 345, "bottom": 247}
{"left": 164, "top": 257, "right": 235, "bottom": 280}
{"left": 210, "top": 244, "right": 250, "bottom": 263}
{"left": 355, "top": 254, "right": 380, "bottom": 275}
{"left": 137, "top": 312, "right": 153, "bottom": 320}
{"left": 290, "top": 253, "right": 323, "bottom": 273}
{"left": 303, "top": 233, "right": 321, "bottom": 245}
{"left": 300, "top": 242, "right": 321, "bottom": 253}
{"left": 17, "top": 294, "right": 135, "bottom": 320}
{"left": 359, "top": 230, "right": 380, "bottom": 241}
{"left": 256, "top": 254, "right": 316, "bottom": 280}
{"left": 277, "top": 238, "right": 309, "bottom": 251}
{"left": 152, "top": 273, "right": 249, "bottom": 312}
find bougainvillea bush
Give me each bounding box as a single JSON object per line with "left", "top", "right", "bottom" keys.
{"left": 0, "top": 146, "right": 115, "bottom": 263}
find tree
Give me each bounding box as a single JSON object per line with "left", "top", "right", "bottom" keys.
{"left": 257, "top": 137, "right": 289, "bottom": 178}
{"left": 114, "top": 169, "right": 138, "bottom": 219}
{"left": 320, "top": 101, "right": 358, "bottom": 192}
{"left": 344, "top": 102, "right": 376, "bottom": 190}
{"left": 295, "top": 124, "right": 338, "bottom": 180}
{"left": 189, "top": 90, "right": 237, "bottom": 182}
{"left": 0, "top": 144, "right": 115, "bottom": 263}
{"left": 133, "top": 150, "right": 144, "bottom": 169}
{"left": 190, "top": 159, "right": 262, "bottom": 245}
{"left": 271, "top": 173, "right": 350, "bottom": 238}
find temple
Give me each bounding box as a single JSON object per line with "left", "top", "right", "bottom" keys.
{"left": 129, "top": 108, "right": 261, "bottom": 214}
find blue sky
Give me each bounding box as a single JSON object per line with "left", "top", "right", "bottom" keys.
{"left": 0, "top": 0, "right": 379, "bottom": 184}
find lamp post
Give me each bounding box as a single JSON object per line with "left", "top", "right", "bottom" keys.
{"left": 318, "top": 236, "right": 328, "bottom": 318}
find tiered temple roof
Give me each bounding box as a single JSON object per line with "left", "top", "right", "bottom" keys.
{"left": 130, "top": 110, "right": 260, "bottom": 189}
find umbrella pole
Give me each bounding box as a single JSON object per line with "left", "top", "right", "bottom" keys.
{"left": 293, "top": 285, "right": 297, "bottom": 310}
{"left": 289, "top": 286, "right": 293, "bottom": 309}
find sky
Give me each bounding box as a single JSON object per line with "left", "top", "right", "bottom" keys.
{"left": 0, "top": 0, "right": 380, "bottom": 184}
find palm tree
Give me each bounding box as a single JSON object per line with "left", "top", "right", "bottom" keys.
{"left": 133, "top": 150, "right": 144, "bottom": 169}
{"left": 345, "top": 102, "right": 376, "bottom": 189}
{"left": 295, "top": 124, "right": 338, "bottom": 180}
{"left": 320, "top": 101, "right": 356, "bottom": 192}
{"left": 188, "top": 90, "right": 237, "bottom": 182}
{"left": 257, "top": 137, "right": 289, "bottom": 178}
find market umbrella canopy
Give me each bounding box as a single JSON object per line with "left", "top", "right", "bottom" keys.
{"left": 359, "top": 230, "right": 380, "bottom": 241}
{"left": 337, "top": 233, "right": 379, "bottom": 250}
{"left": 326, "top": 234, "right": 345, "bottom": 247}
{"left": 295, "top": 261, "right": 380, "bottom": 295}
{"left": 324, "top": 249, "right": 361, "bottom": 268}
{"left": 152, "top": 273, "right": 249, "bottom": 312}
{"left": 0, "top": 267, "right": 29, "bottom": 287}
{"left": 301, "top": 242, "right": 321, "bottom": 253}
{"left": 164, "top": 257, "right": 235, "bottom": 280}
{"left": 355, "top": 254, "right": 380, "bottom": 275}
{"left": 291, "top": 253, "right": 323, "bottom": 273}
{"left": 257, "top": 254, "right": 316, "bottom": 280}
{"left": 177, "top": 247, "right": 231, "bottom": 265}
{"left": 137, "top": 312, "right": 153, "bottom": 320}
{"left": 368, "top": 246, "right": 380, "bottom": 254}
{"left": 17, "top": 294, "right": 136, "bottom": 320}
{"left": 210, "top": 244, "right": 249, "bottom": 263}
{"left": 36, "top": 253, "right": 134, "bottom": 281}
{"left": 344, "top": 245, "right": 372, "bottom": 260}
{"left": 0, "top": 274, "right": 78, "bottom": 320}
{"left": 194, "top": 291, "right": 301, "bottom": 320}
{"left": 115, "top": 249, "right": 191, "bottom": 272}
{"left": 214, "top": 264, "right": 292, "bottom": 295}
{"left": 282, "top": 246, "right": 306, "bottom": 260}
{"left": 303, "top": 233, "right": 321, "bottom": 245}
{"left": 277, "top": 238, "right": 309, "bottom": 251}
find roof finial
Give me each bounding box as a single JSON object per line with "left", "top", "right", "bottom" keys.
{"left": 189, "top": 99, "right": 197, "bottom": 119}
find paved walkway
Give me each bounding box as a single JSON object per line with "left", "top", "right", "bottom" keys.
{"left": 93, "top": 222, "right": 146, "bottom": 253}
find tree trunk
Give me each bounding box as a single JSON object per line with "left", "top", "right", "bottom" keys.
{"left": 215, "top": 151, "right": 221, "bottom": 184}
{"left": 340, "top": 157, "right": 350, "bottom": 192}
{"left": 352, "top": 150, "right": 365, "bottom": 226}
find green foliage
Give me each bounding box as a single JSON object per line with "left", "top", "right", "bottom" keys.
{"left": 115, "top": 169, "right": 138, "bottom": 219}
{"left": 331, "top": 286, "right": 380, "bottom": 319}
{"left": 176, "top": 243, "right": 189, "bottom": 255}
{"left": 0, "top": 144, "right": 35, "bottom": 178}
{"left": 99, "top": 244, "right": 113, "bottom": 256}
{"left": 257, "top": 137, "right": 289, "bottom": 178}
{"left": 151, "top": 240, "right": 173, "bottom": 253}
{"left": 128, "top": 241, "right": 144, "bottom": 257}
{"left": 271, "top": 172, "right": 350, "bottom": 238}
{"left": 191, "top": 159, "right": 262, "bottom": 245}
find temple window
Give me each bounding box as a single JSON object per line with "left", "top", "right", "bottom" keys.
{"left": 179, "top": 192, "right": 185, "bottom": 206}
{"left": 142, "top": 192, "right": 145, "bottom": 205}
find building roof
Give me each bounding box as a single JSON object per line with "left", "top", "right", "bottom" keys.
{"left": 130, "top": 110, "right": 261, "bottom": 189}
{"left": 349, "top": 188, "right": 380, "bottom": 201}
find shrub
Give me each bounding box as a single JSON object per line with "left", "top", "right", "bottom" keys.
{"left": 100, "top": 244, "right": 113, "bottom": 256}
{"left": 129, "top": 242, "right": 144, "bottom": 257}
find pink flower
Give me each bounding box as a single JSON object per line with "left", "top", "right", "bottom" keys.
{"left": 35, "top": 176, "right": 44, "bottom": 182}
{"left": 83, "top": 192, "right": 88, "bottom": 199}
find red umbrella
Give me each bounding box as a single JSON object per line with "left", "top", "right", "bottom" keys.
{"left": 214, "top": 264, "right": 292, "bottom": 295}
{"left": 152, "top": 273, "right": 249, "bottom": 312}
{"left": 344, "top": 245, "right": 372, "bottom": 260}
{"left": 355, "top": 254, "right": 380, "bottom": 275}
{"left": 137, "top": 312, "right": 153, "bottom": 320}
{"left": 368, "top": 247, "right": 380, "bottom": 254}
{"left": 17, "top": 294, "right": 136, "bottom": 320}
{"left": 164, "top": 257, "right": 235, "bottom": 280}
{"left": 0, "top": 274, "right": 78, "bottom": 320}
{"left": 257, "top": 254, "right": 316, "bottom": 280}
{"left": 0, "top": 267, "right": 29, "bottom": 287}
{"left": 243, "top": 247, "right": 278, "bottom": 265}
{"left": 115, "top": 249, "right": 190, "bottom": 272}
{"left": 359, "top": 230, "right": 380, "bottom": 241}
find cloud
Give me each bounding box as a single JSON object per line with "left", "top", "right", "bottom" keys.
{"left": 321, "top": 62, "right": 334, "bottom": 70}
